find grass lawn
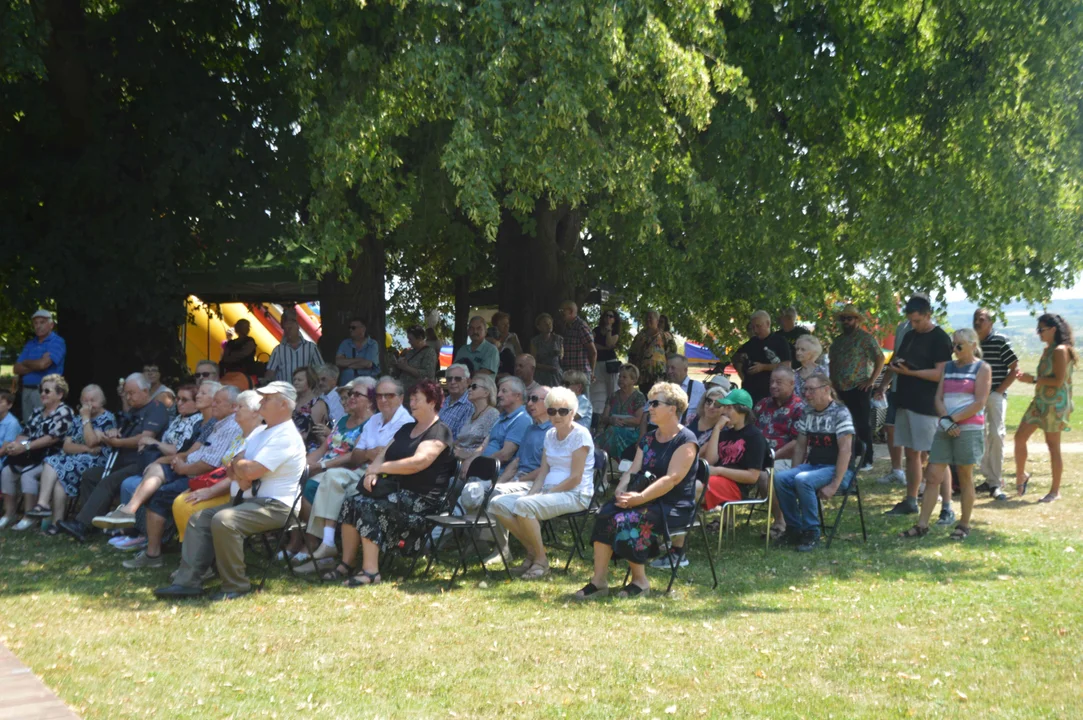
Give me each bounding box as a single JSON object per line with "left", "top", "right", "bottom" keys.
{"left": 2, "top": 450, "right": 1081, "bottom": 719}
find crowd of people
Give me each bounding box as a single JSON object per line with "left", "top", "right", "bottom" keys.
{"left": 0, "top": 297, "right": 1075, "bottom": 599}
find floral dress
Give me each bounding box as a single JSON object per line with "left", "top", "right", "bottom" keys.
{"left": 629, "top": 330, "right": 677, "bottom": 393}
{"left": 339, "top": 422, "right": 455, "bottom": 556}
{"left": 45, "top": 410, "right": 117, "bottom": 496}
{"left": 589, "top": 427, "right": 698, "bottom": 564}
{"left": 8, "top": 404, "right": 76, "bottom": 472}
{"left": 530, "top": 333, "right": 564, "bottom": 386}
{"left": 401, "top": 345, "right": 438, "bottom": 393}
{"left": 1022, "top": 345, "right": 1075, "bottom": 432}
{"left": 596, "top": 389, "right": 646, "bottom": 459}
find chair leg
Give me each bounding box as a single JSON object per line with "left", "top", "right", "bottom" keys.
{"left": 825, "top": 494, "right": 849, "bottom": 549}
{"left": 696, "top": 515, "right": 718, "bottom": 589}
{"left": 855, "top": 483, "right": 868, "bottom": 542}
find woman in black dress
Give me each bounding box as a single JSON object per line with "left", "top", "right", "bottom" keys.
{"left": 575, "top": 382, "right": 698, "bottom": 599}
{"left": 325, "top": 379, "right": 455, "bottom": 586}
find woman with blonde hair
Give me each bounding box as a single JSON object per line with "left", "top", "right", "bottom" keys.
{"left": 793, "top": 334, "right": 825, "bottom": 398}
{"left": 453, "top": 374, "right": 500, "bottom": 461}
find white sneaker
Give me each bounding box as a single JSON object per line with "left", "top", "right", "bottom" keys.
{"left": 0, "top": 516, "right": 13, "bottom": 530}
{"left": 108, "top": 535, "right": 129, "bottom": 548}
{"left": 12, "top": 518, "right": 36, "bottom": 531}
{"left": 876, "top": 469, "right": 905, "bottom": 485}
{"left": 114, "top": 535, "right": 148, "bottom": 551}
{"left": 860, "top": 463, "right": 875, "bottom": 472}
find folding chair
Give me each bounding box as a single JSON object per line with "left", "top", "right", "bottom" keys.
{"left": 817, "top": 437, "right": 867, "bottom": 548}
{"left": 253, "top": 466, "right": 324, "bottom": 591}
{"left": 715, "top": 448, "right": 776, "bottom": 556}
{"left": 421, "top": 457, "right": 511, "bottom": 589}
{"left": 378, "top": 460, "right": 464, "bottom": 578}
{"left": 632, "top": 459, "right": 718, "bottom": 593}
{"left": 543, "top": 448, "right": 609, "bottom": 572}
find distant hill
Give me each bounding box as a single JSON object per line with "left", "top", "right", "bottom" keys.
{"left": 945, "top": 298, "right": 1083, "bottom": 357}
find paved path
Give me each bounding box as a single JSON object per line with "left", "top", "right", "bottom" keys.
{"left": 0, "top": 642, "right": 80, "bottom": 719}
{"left": 873, "top": 441, "right": 1083, "bottom": 460}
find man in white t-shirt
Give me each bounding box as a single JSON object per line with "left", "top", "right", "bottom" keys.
{"left": 154, "top": 381, "right": 307, "bottom": 601}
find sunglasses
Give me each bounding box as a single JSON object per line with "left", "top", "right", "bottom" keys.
{"left": 375, "top": 392, "right": 398, "bottom": 400}
{"left": 447, "top": 376, "right": 465, "bottom": 382}
{"left": 711, "top": 398, "right": 727, "bottom": 408}
{"left": 953, "top": 343, "right": 965, "bottom": 351}
{"left": 347, "top": 390, "right": 367, "bottom": 398}
{"left": 527, "top": 395, "right": 543, "bottom": 403}
{"left": 350, "top": 325, "right": 364, "bottom": 330}
{"left": 468, "top": 383, "right": 481, "bottom": 390}
{"left": 546, "top": 407, "right": 573, "bottom": 417}
{"left": 194, "top": 371, "right": 214, "bottom": 378}
{"left": 647, "top": 400, "right": 671, "bottom": 408}
{"left": 40, "top": 388, "right": 56, "bottom": 396}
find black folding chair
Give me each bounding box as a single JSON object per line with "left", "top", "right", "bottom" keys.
{"left": 378, "top": 460, "right": 464, "bottom": 578}
{"left": 253, "top": 466, "right": 324, "bottom": 591}
{"left": 421, "top": 457, "right": 511, "bottom": 589}
{"left": 542, "top": 448, "right": 609, "bottom": 572}
{"left": 817, "top": 437, "right": 868, "bottom": 548}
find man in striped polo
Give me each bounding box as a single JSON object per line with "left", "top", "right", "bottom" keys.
{"left": 972, "top": 309, "right": 1018, "bottom": 501}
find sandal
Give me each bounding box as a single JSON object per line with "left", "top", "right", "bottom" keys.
{"left": 345, "top": 569, "right": 382, "bottom": 587}
{"left": 1017, "top": 472, "right": 1031, "bottom": 497}
{"left": 617, "top": 583, "right": 650, "bottom": 599}
{"left": 43, "top": 524, "right": 60, "bottom": 537}
{"left": 320, "top": 562, "right": 354, "bottom": 581}
{"left": 1038, "top": 493, "right": 1060, "bottom": 504}
{"left": 520, "top": 564, "right": 550, "bottom": 580}
{"left": 509, "top": 559, "right": 536, "bottom": 576}
{"left": 898, "top": 524, "right": 929, "bottom": 539}
{"left": 25, "top": 504, "right": 53, "bottom": 519}
{"left": 573, "top": 582, "right": 609, "bottom": 599}
{"left": 949, "top": 525, "right": 970, "bottom": 540}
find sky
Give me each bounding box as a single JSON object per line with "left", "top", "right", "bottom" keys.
{"left": 945, "top": 272, "right": 1083, "bottom": 303}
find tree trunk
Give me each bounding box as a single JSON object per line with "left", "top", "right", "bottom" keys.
{"left": 495, "top": 200, "right": 587, "bottom": 341}
{"left": 318, "top": 235, "right": 387, "bottom": 377}
{"left": 453, "top": 273, "right": 470, "bottom": 355}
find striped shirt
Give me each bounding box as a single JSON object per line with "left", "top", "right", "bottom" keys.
{"left": 942, "top": 360, "right": 985, "bottom": 430}
{"left": 267, "top": 339, "right": 324, "bottom": 383}
{"left": 188, "top": 414, "right": 242, "bottom": 467}
{"left": 979, "top": 332, "right": 1018, "bottom": 389}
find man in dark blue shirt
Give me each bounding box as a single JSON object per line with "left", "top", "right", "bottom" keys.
{"left": 13, "top": 309, "right": 66, "bottom": 422}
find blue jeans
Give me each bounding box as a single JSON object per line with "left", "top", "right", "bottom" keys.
{"left": 774, "top": 464, "right": 854, "bottom": 535}
{"left": 120, "top": 475, "right": 142, "bottom": 505}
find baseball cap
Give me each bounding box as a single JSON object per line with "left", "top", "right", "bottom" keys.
{"left": 705, "top": 374, "right": 732, "bottom": 391}
{"left": 257, "top": 381, "right": 298, "bottom": 402}
{"left": 31, "top": 309, "right": 54, "bottom": 320}
{"left": 718, "top": 388, "right": 753, "bottom": 409}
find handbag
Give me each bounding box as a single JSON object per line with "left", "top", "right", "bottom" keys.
{"left": 626, "top": 471, "right": 656, "bottom": 493}
{"left": 189, "top": 467, "right": 228, "bottom": 492}
{"left": 358, "top": 474, "right": 399, "bottom": 499}
{"left": 605, "top": 359, "right": 622, "bottom": 374}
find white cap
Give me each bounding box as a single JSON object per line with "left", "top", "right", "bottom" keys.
{"left": 256, "top": 381, "right": 298, "bottom": 402}
{"left": 31, "top": 309, "right": 54, "bottom": 321}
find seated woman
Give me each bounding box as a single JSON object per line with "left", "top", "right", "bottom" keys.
{"left": 452, "top": 374, "right": 500, "bottom": 464}
{"left": 684, "top": 385, "right": 728, "bottom": 447}
{"left": 292, "top": 366, "right": 330, "bottom": 448}
{"left": 490, "top": 387, "right": 594, "bottom": 579}
{"left": 171, "top": 390, "right": 266, "bottom": 542}
{"left": 562, "top": 370, "right": 592, "bottom": 429}
{"left": 0, "top": 374, "right": 76, "bottom": 531}
{"left": 595, "top": 364, "right": 646, "bottom": 458}
{"left": 140, "top": 384, "right": 203, "bottom": 458}
{"left": 25, "top": 384, "right": 116, "bottom": 529}
{"left": 324, "top": 379, "right": 455, "bottom": 586}
{"left": 575, "top": 382, "right": 698, "bottom": 599}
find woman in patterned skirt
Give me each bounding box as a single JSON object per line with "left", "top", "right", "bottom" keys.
{"left": 1013, "top": 314, "right": 1076, "bottom": 502}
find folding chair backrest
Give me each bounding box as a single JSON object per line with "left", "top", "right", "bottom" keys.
{"left": 589, "top": 449, "right": 610, "bottom": 508}
{"left": 848, "top": 437, "right": 865, "bottom": 475}
{"left": 437, "top": 460, "right": 467, "bottom": 514}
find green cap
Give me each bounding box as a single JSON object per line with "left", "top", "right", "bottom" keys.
{"left": 719, "top": 388, "right": 754, "bottom": 409}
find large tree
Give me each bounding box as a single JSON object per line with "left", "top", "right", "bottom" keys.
{"left": 298, "top": 0, "right": 1083, "bottom": 350}
{"left": 0, "top": 0, "right": 307, "bottom": 390}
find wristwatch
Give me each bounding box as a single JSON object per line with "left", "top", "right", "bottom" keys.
{"left": 21, "top": 440, "right": 30, "bottom": 451}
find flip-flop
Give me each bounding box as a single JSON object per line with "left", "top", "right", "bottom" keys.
{"left": 573, "top": 582, "right": 609, "bottom": 599}
{"left": 1017, "top": 472, "right": 1031, "bottom": 496}
{"left": 1038, "top": 493, "right": 1060, "bottom": 503}
{"left": 617, "top": 583, "right": 650, "bottom": 598}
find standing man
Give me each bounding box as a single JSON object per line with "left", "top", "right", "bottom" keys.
{"left": 973, "top": 308, "right": 1018, "bottom": 501}
{"left": 779, "top": 307, "right": 810, "bottom": 370}
{"left": 883, "top": 295, "right": 954, "bottom": 520}
{"left": 558, "top": 301, "right": 596, "bottom": 381}
{"left": 439, "top": 364, "right": 474, "bottom": 440}
{"left": 13, "top": 309, "right": 66, "bottom": 422}
{"left": 736, "top": 310, "right": 792, "bottom": 405}
{"left": 265, "top": 313, "right": 323, "bottom": 384}
{"left": 828, "top": 304, "right": 885, "bottom": 470}
{"left": 334, "top": 317, "right": 380, "bottom": 383}
{"left": 454, "top": 316, "right": 500, "bottom": 375}
{"left": 666, "top": 354, "right": 705, "bottom": 424}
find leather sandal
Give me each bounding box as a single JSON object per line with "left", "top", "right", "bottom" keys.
{"left": 898, "top": 524, "right": 929, "bottom": 539}
{"left": 573, "top": 582, "right": 609, "bottom": 599}
{"left": 345, "top": 569, "right": 381, "bottom": 587}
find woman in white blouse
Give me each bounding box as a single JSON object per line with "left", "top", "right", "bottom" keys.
{"left": 489, "top": 387, "right": 595, "bottom": 579}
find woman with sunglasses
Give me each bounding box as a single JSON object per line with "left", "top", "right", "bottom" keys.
{"left": 0, "top": 374, "right": 75, "bottom": 530}
{"left": 591, "top": 309, "right": 621, "bottom": 412}
{"left": 1014, "top": 314, "right": 1076, "bottom": 502}
{"left": 596, "top": 364, "right": 646, "bottom": 459}
{"left": 490, "top": 387, "right": 595, "bottom": 579}
{"left": 576, "top": 382, "right": 698, "bottom": 599}
{"left": 900, "top": 329, "right": 990, "bottom": 540}
{"left": 452, "top": 375, "right": 500, "bottom": 462}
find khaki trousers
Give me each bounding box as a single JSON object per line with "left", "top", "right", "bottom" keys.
{"left": 174, "top": 498, "right": 290, "bottom": 593}
{"left": 305, "top": 467, "right": 362, "bottom": 536}
{"left": 979, "top": 391, "right": 1008, "bottom": 488}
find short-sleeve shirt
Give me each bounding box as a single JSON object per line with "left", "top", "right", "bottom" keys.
{"left": 561, "top": 316, "right": 595, "bottom": 375}
{"left": 515, "top": 420, "right": 552, "bottom": 477}
{"left": 454, "top": 341, "right": 500, "bottom": 375}
{"left": 267, "top": 338, "right": 324, "bottom": 383}
{"left": 895, "top": 326, "right": 953, "bottom": 416}
{"left": 454, "top": 406, "right": 500, "bottom": 453}
{"left": 116, "top": 400, "right": 171, "bottom": 466}
{"left": 230, "top": 421, "right": 306, "bottom": 506}
{"left": 980, "top": 333, "right": 1019, "bottom": 389}
{"left": 383, "top": 421, "right": 454, "bottom": 495}
{"left": 439, "top": 393, "right": 474, "bottom": 440}
{"left": 736, "top": 333, "right": 792, "bottom": 403}
{"left": 0, "top": 413, "right": 23, "bottom": 465}
{"left": 797, "top": 401, "right": 855, "bottom": 467}
{"left": 675, "top": 377, "right": 705, "bottom": 424}
{"left": 542, "top": 423, "right": 595, "bottom": 496}
{"left": 482, "top": 405, "right": 532, "bottom": 456}
{"left": 753, "top": 393, "right": 804, "bottom": 451}
{"left": 162, "top": 412, "right": 202, "bottom": 449}
{"left": 888, "top": 320, "right": 912, "bottom": 393}
{"left": 356, "top": 404, "right": 413, "bottom": 452}
{"left": 322, "top": 390, "right": 346, "bottom": 424}
{"left": 16, "top": 332, "right": 66, "bottom": 386}
{"left": 830, "top": 329, "right": 883, "bottom": 391}
{"left": 713, "top": 424, "right": 769, "bottom": 498}
{"left": 576, "top": 394, "right": 593, "bottom": 429}
{"left": 22, "top": 404, "right": 76, "bottom": 457}
{"left": 639, "top": 426, "right": 699, "bottom": 517}
{"left": 318, "top": 415, "right": 368, "bottom": 463}
{"left": 337, "top": 337, "right": 380, "bottom": 382}
{"left": 188, "top": 414, "right": 242, "bottom": 468}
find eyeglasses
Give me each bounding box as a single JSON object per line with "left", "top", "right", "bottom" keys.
{"left": 527, "top": 395, "right": 543, "bottom": 403}
{"left": 375, "top": 392, "right": 398, "bottom": 400}
{"left": 803, "top": 384, "right": 827, "bottom": 394}
{"left": 953, "top": 343, "right": 965, "bottom": 351}
{"left": 347, "top": 390, "right": 367, "bottom": 398}
{"left": 546, "top": 407, "right": 573, "bottom": 417}
{"left": 711, "top": 398, "right": 727, "bottom": 408}
{"left": 194, "top": 371, "right": 214, "bottom": 378}
{"left": 468, "top": 383, "right": 480, "bottom": 391}
{"left": 446, "top": 376, "right": 465, "bottom": 382}
{"left": 40, "top": 388, "right": 55, "bottom": 396}
{"left": 647, "top": 400, "right": 672, "bottom": 408}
